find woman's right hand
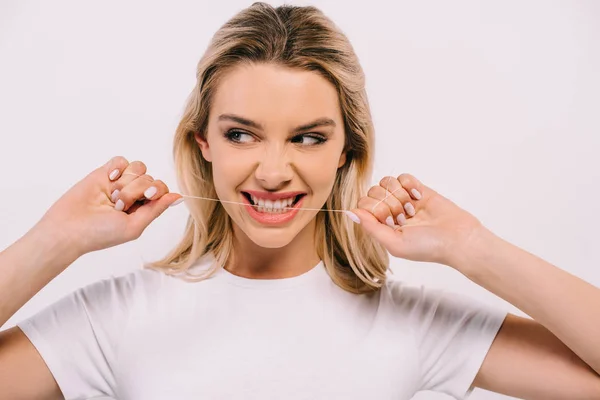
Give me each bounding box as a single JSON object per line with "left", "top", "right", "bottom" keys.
{"left": 34, "top": 156, "right": 184, "bottom": 258}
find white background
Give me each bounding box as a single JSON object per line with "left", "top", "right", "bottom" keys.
{"left": 1, "top": 1, "right": 599, "bottom": 399}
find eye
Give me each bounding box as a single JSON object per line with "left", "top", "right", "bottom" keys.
{"left": 225, "top": 129, "right": 254, "bottom": 144}
{"left": 291, "top": 134, "right": 327, "bottom": 146}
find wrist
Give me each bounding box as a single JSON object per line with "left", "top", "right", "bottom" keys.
{"left": 446, "top": 225, "right": 502, "bottom": 275}
{"left": 26, "top": 221, "right": 82, "bottom": 266}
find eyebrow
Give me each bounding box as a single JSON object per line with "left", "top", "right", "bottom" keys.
{"left": 218, "top": 114, "right": 336, "bottom": 133}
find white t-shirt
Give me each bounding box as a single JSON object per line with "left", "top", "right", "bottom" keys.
{"left": 18, "top": 257, "right": 506, "bottom": 400}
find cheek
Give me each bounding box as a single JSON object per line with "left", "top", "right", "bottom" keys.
{"left": 210, "top": 147, "right": 264, "bottom": 201}
{"left": 301, "top": 153, "right": 342, "bottom": 196}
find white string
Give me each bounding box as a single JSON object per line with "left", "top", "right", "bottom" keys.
{"left": 179, "top": 193, "right": 348, "bottom": 213}
{"left": 119, "top": 172, "right": 402, "bottom": 214}
{"left": 371, "top": 187, "right": 402, "bottom": 214}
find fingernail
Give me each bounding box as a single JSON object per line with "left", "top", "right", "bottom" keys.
{"left": 115, "top": 199, "right": 125, "bottom": 211}
{"left": 411, "top": 188, "right": 422, "bottom": 200}
{"left": 385, "top": 215, "right": 395, "bottom": 228}
{"left": 169, "top": 198, "right": 184, "bottom": 207}
{"left": 344, "top": 211, "right": 360, "bottom": 224}
{"left": 397, "top": 213, "right": 407, "bottom": 225}
{"left": 404, "top": 203, "right": 416, "bottom": 217}
{"left": 144, "top": 186, "right": 157, "bottom": 199}
{"left": 111, "top": 189, "right": 120, "bottom": 203}
{"left": 109, "top": 169, "right": 120, "bottom": 181}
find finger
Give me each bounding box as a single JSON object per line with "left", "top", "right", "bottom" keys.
{"left": 378, "top": 176, "right": 416, "bottom": 220}
{"left": 357, "top": 195, "right": 395, "bottom": 227}
{"left": 104, "top": 156, "right": 130, "bottom": 182}
{"left": 110, "top": 173, "right": 154, "bottom": 206}
{"left": 127, "top": 193, "right": 183, "bottom": 238}
{"left": 396, "top": 173, "right": 425, "bottom": 201}
{"left": 113, "top": 174, "right": 157, "bottom": 212}
{"left": 349, "top": 208, "right": 402, "bottom": 250}
{"left": 367, "top": 185, "right": 406, "bottom": 224}
{"left": 113, "top": 160, "right": 147, "bottom": 186}
{"left": 141, "top": 179, "right": 169, "bottom": 201}
{"left": 109, "top": 161, "right": 149, "bottom": 200}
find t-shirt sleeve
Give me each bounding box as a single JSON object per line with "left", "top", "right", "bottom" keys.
{"left": 16, "top": 268, "right": 156, "bottom": 400}
{"left": 393, "top": 283, "right": 507, "bottom": 399}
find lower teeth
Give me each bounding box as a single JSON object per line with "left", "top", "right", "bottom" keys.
{"left": 255, "top": 206, "right": 290, "bottom": 213}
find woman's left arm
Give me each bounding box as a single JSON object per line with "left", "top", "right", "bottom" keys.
{"left": 451, "top": 227, "right": 600, "bottom": 397}
{"left": 351, "top": 173, "right": 600, "bottom": 399}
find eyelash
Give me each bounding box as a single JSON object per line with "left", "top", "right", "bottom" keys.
{"left": 224, "top": 129, "right": 328, "bottom": 146}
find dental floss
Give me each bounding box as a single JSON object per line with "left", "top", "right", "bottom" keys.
{"left": 119, "top": 172, "right": 401, "bottom": 213}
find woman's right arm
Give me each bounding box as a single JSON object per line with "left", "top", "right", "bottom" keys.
{"left": 0, "top": 223, "right": 77, "bottom": 399}
{"left": 0, "top": 156, "right": 181, "bottom": 399}
{"left": 0, "top": 220, "right": 80, "bottom": 328}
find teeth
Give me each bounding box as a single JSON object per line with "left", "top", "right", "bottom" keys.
{"left": 248, "top": 195, "right": 298, "bottom": 213}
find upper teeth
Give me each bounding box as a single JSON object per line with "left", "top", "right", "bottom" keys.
{"left": 251, "top": 195, "right": 295, "bottom": 209}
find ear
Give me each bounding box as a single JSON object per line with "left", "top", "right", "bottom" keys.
{"left": 194, "top": 131, "right": 212, "bottom": 162}
{"left": 337, "top": 150, "right": 347, "bottom": 168}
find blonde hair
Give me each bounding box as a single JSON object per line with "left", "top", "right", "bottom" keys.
{"left": 146, "top": 2, "right": 389, "bottom": 294}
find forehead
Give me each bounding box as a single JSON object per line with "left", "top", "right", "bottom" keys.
{"left": 210, "top": 63, "right": 342, "bottom": 125}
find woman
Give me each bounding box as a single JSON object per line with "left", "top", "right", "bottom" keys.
{"left": 1, "top": 3, "right": 599, "bottom": 399}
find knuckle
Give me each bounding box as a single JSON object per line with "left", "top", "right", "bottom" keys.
{"left": 390, "top": 186, "right": 408, "bottom": 201}
{"left": 397, "top": 173, "right": 413, "bottom": 187}
{"left": 153, "top": 179, "right": 168, "bottom": 192}
{"left": 140, "top": 174, "right": 154, "bottom": 182}
{"left": 129, "top": 160, "right": 147, "bottom": 174}
{"left": 357, "top": 196, "right": 370, "bottom": 209}
{"left": 379, "top": 176, "right": 395, "bottom": 187}
{"left": 104, "top": 156, "right": 128, "bottom": 176}
{"left": 384, "top": 179, "right": 402, "bottom": 192}
{"left": 111, "top": 156, "right": 129, "bottom": 169}
{"left": 389, "top": 202, "right": 404, "bottom": 216}
{"left": 374, "top": 209, "right": 390, "bottom": 223}
{"left": 116, "top": 190, "right": 139, "bottom": 206}
{"left": 367, "top": 185, "right": 383, "bottom": 198}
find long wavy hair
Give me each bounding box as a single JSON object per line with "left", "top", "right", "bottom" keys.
{"left": 146, "top": 2, "right": 389, "bottom": 294}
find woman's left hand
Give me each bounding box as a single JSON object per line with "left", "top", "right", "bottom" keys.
{"left": 348, "top": 174, "right": 487, "bottom": 267}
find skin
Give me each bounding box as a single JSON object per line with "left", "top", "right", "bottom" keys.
{"left": 195, "top": 63, "right": 346, "bottom": 279}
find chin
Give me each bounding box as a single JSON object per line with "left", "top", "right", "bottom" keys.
{"left": 245, "top": 228, "right": 298, "bottom": 249}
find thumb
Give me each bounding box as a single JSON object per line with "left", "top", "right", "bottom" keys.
{"left": 129, "top": 193, "right": 184, "bottom": 233}
{"left": 349, "top": 209, "right": 399, "bottom": 250}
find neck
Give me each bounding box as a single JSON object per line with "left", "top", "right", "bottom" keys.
{"left": 226, "top": 218, "right": 321, "bottom": 279}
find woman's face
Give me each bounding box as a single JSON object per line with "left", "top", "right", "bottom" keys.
{"left": 196, "top": 63, "right": 347, "bottom": 248}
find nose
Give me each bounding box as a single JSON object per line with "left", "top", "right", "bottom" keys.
{"left": 254, "top": 144, "right": 293, "bottom": 189}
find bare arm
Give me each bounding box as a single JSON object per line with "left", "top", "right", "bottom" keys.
{"left": 349, "top": 173, "right": 600, "bottom": 397}
{"left": 473, "top": 314, "right": 600, "bottom": 399}
{"left": 0, "top": 156, "right": 181, "bottom": 399}
{"left": 0, "top": 223, "right": 79, "bottom": 399}
{"left": 455, "top": 228, "right": 600, "bottom": 398}
{"left": 2, "top": 155, "right": 179, "bottom": 328}
{"left": 0, "top": 223, "right": 79, "bottom": 328}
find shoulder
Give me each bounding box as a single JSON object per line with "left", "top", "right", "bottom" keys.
{"left": 383, "top": 278, "right": 443, "bottom": 311}
{"left": 68, "top": 267, "right": 167, "bottom": 313}
{"left": 382, "top": 278, "right": 500, "bottom": 325}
